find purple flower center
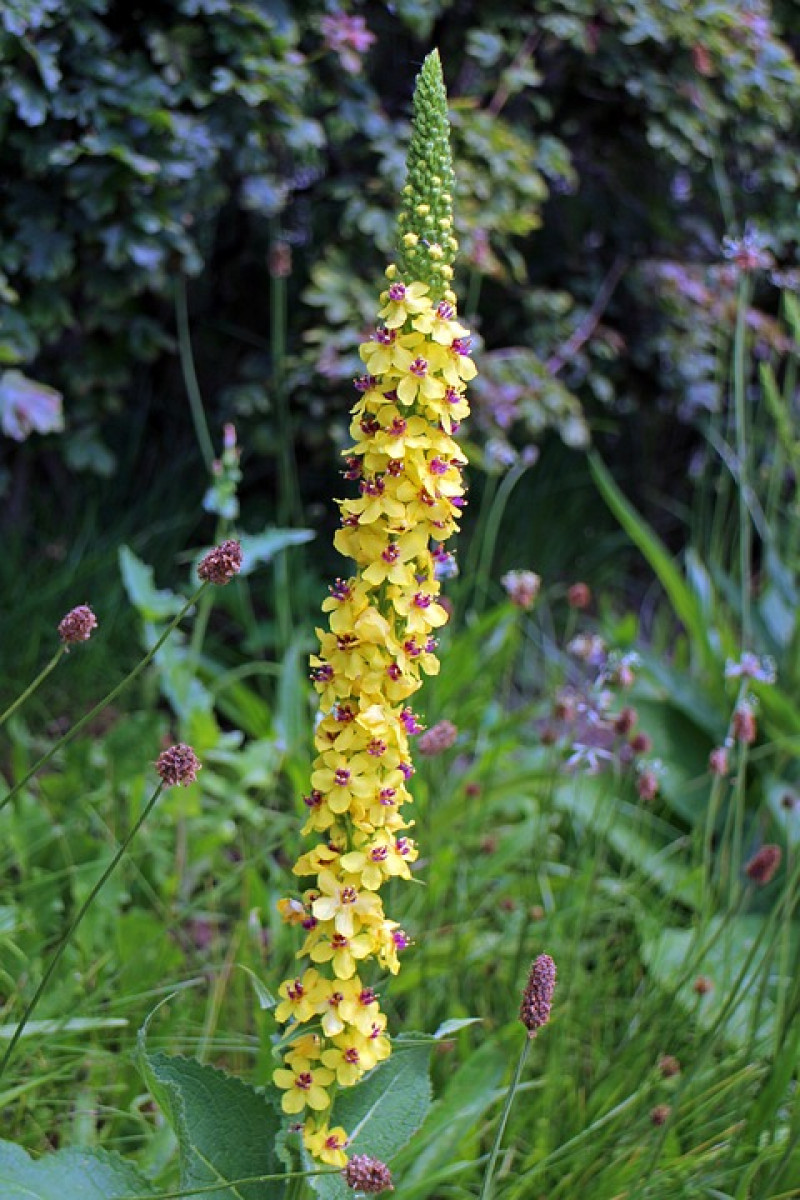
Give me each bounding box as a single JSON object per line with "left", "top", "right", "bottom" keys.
{"left": 382, "top": 543, "right": 400, "bottom": 563}
{"left": 368, "top": 738, "right": 387, "bottom": 757}
{"left": 379, "top": 787, "right": 396, "bottom": 804}
{"left": 409, "top": 356, "right": 428, "bottom": 377}
{"left": 437, "top": 300, "right": 455, "bottom": 319}
{"left": 334, "top": 768, "right": 351, "bottom": 787}
{"left": 429, "top": 457, "right": 448, "bottom": 475}
{"left": 329, "top": 578, "right": 352, "bottom": 601}
{"left": 370, "top": 845, "right": 389, "bottom": 862}
{"left": 355, "top": 374, "right": 377, "bottom": 392}
{"left": 374, "top": 327, "right": 395, "bottom": 345}
{"left": 452, "top": 337, "right": 470, "bottom": 356}
{"left": 340, "top": 886, "right": 358, "bottom": 905}
{"left": 388, "top": 283, "right": 406, "bottom": 301}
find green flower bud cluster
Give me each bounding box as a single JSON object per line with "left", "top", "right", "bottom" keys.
{"left": 395, "top": 49, "right": 458, "bottom": 303}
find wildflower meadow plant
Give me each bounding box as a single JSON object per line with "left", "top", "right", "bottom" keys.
{"left": 272, "top": 49, "right": 475, "bottom": 1166}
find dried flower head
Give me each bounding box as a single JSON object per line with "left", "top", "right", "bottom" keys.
{"left": 198, "top": 538, "right": 243, "bottom": 585}
{"left": 417, "top": 719, "right": 458, "bottom": 757}
{"left": 501, "top": 569, "right": 541, "bottom": 610}
{"left": 745, "top": 844, "right": 782, "bottom": 886}
{"left": 567, "top": 582, "right": 591, "bottom": 610}
{"left": 650, "top": 1103, "right": 671, "bottom": 1126}
{"left": 343, "top": 1155, "right": 394, "bottom": 1194}
{"left": 658, "top": 1054, "right": 681, "bottom": 1078}
{"left": 156, "top": 743, "right": 201, "bottom": 787}
{"left": 58, "top": 604, "right": 98, "bottom": 646}
{"left": 520, "top": 953, "right": 556, "bottom": 1037}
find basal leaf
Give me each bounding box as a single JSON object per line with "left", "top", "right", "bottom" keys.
{"left": 139, "top": 1051, "right": 286, "bottom": 1200}
{"left": 119, "top": 545, "right": 186, "bottom": 621}
{"left": 0, "top": 1139, "right": 157, "bottom": 1199}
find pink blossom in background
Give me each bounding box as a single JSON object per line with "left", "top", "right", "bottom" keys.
{"left": 0, "top": 370, "right": 64, "bottom": 441}
{"left": 320, "top": 12, "right": 375, "bottom": 75}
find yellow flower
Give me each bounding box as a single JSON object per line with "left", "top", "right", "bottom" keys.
{"left": 340, "top": 832, "right": 417, "bottom": 890}
{"left": 311, "top": 868, "right": 384, "bottom": 937}
{"left": 395, "top": 353, "right": 447, "bottom": 407}
{"left": 272, "top": 1059, "right": 335, "bottom": 1114}
{"left": 310, "top": 930, "right": 376, "bottom": 979}
{"left": 378, "top": 280, "right": 432, "bottom": 329}
{"left": 303, "top": 1120, "right": 350, "bottom": 1168}
{"left": 275, "top": 968, "right": 328, "bottom": 1023}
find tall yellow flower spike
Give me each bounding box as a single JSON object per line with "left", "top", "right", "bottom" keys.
{"left": 273, "top": 49, "right": 475, "bottom": 1163}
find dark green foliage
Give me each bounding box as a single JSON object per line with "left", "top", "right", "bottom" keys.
{"left": 1, "top": 0, "right": 798, "bottom": 531}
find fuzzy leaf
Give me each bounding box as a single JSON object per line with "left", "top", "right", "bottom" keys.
{"left": 0, "top": 1139, "right": 157, "bottom": 1198}
{"left": 138, "top": 1048, "right": 285, "bottom": 1199}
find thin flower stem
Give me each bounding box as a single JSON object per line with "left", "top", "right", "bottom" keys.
{"left": 479, "top": 1035, "right": 532, "bottom": 1200}
{"left": 733, "top": 274, "right": 753, "bottom": 650}
{"left": 0, "top": 646, "right": 66, "bottom": 730}
{"left": 0, "top": 781, "right": 165, "bottom": 1081}
{"left": 176, "top": 275, "right": 216, "bottom": 472}
{"left": 0, "top": 584, "right": 209, "bottom": 817}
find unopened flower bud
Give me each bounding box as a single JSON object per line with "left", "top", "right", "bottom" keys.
{"left": 709, "top": 746, "right": 729, "bottom": 776}
{"left": 58, "top": 604, "right": 98, "bottom": 646}
{"left": 745, "top": 844, "right": 781, "bottom": 886}
{"left": 343, "top": 1155, "right": 394, "bottom": 1193}
{"left": 156, "top": 743, "right": 201, "bottom": 787}
{"left": 519, "top": 953, "right": 556, "bottom": 1037}
{"left": 417, "top": 719, "right": 458, "bottom": 756}
{"left": 732, "top": 704, "right": 756, "bottom": 745}
{"left": 567, "top": 582, "right": 591, "bottom": 609}
{"left": 198, "top": 539, "right": 243, "bottom": 585}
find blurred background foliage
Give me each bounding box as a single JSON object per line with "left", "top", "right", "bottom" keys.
{"left": 1, "top": 0, "right": 799, "bottom": 612}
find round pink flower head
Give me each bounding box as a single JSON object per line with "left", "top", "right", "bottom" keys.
{"left": 156, "top": 743, "right": 201, "bottom": 788}
{"left": 198, "top": 539, "right": 243, "bottom": 585}
{"left": 417, "top": 719, "right": 458, "bottom": 757}
{"left": 745, "top": 843, "right": 782, "bottom": 887}
{"left": 343, "top": 1155, "right": 394, "bottom": 1194}
{"left": 58, "top": 604, "right": 98, "bottom": 646}
{"left": 520, "top": 953, "right": 556, "bottom": 1037}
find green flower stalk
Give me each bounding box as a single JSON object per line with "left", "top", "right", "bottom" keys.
{"left": 272, "top": 51, "right": 475, "bottom": 1167}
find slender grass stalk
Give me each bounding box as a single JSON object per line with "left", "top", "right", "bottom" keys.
{"left": 0, "top": 583, "right": 209, "bottom": 817}
{"left": 479, "top": 1035, "right": 533, "bottom": 1200}
{"left": 268, "top": 223, "right": 301, "bottom": 653}
{"left": 631, "top": 848, "right": 800, "bottom": 1194}
{"left": 0, "top": 646, "right": 65, "bottom": 729}
{"left": 473, "top": 463, "right": 528, "bottom": 612}
{"left": 0, "top": 780, "right": 166, "bottom": 1080}
{"left": 175, "top": 275, "right": 216, "bottom": 472}
{"left": 732, "top": 274, "right": 753, "bottom": 649}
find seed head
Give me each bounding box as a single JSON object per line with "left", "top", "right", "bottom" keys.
{"left": 417, "top": 719, "right": 458, "bottom": 757}
{"left": 745, "top": 844, "right": 782, "bottom": 886}
{"left": 343, "top": 1155, "right": 394, "bottom": 1193}
{"left": 650, "top": 1103, "right": 671, "bottom": 1126}
{"left": 156, "top": 743, "right": 201, "bottom": 787}
{"left": 198, "top": 539, "right": 243, "bottom": 585}
{"left": 732, "top": 704, "right": 757, "bottom": 745}
{"left": 567, "top": 582, "right": 591, "bottom": 610}
{"left": 658, "top": 1054, "right": 681, "bottom": 1078}
{"left": 58, "top": 604, "right": 98, "bottom": 646}
{"left": 520, "top": 953, "right": 556, "bottom": 1037}
{"left": 692, "top": 975, "right": 713, "bottom": 996}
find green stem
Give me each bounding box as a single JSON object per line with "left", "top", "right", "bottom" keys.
{"left": 473, "top": 463, "right": 528, "bottom": 613}
{"left": 479, "top": 1034, "right": 533, "bottom": 1200}
{"left": 733, "top": 274, "right": 753, "bottom": 650}
{"left": 0, "top": 781, "right": 165, "bottom": 1080}
{"left": 0, "top": 646, "right": 65, "bottom": 730}
{"left": 0, "top": 584, "right": 209, "bottom": 817}
{"left": 176, "top": 275, "right": 216, "bottom": 472}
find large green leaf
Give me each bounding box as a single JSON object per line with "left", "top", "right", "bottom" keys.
{"left": 119, "top": 545, "right": 186, "bottom": 621}
{"left": 0, "top": 1139, "right": 157, "bottom": 1199}
{"left": 139, "top": 1050, "right": 286, "bottom": 1200}
{"left": 308, "top": 1036, "right": 434, "bottom": 1200}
